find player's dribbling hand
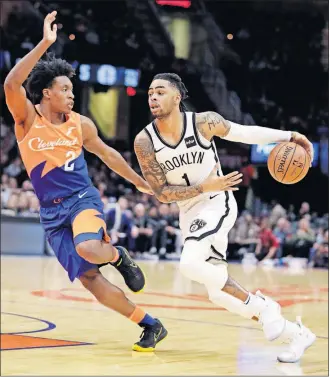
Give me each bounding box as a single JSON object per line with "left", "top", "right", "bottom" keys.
{"left": 290, "top": 131, "right": 314, "bottom": 167}
{"left": 202, "top": 166, "right": 243, "bottom": 192}
{"left": 43, "top": 11, "right": 58, "bottom": 45}
{"left": 135, "top": 180, "right": 154, "bottom": 195}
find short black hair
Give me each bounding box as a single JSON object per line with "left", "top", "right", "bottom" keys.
{"left": 152, "top": 73, "right": 189, "bottom": 111}
{"left": 26, "top": 53, "right": 75, "bottom": 104}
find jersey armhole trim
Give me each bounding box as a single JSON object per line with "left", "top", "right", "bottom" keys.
{"left": 192, "top": 113, "right": 212, "bottom": 150}
{"left": 144, "top": 127, "right": 155, "bottom": 151}
{"left": 211, "top": 140, "right": 219, "bottom": 164}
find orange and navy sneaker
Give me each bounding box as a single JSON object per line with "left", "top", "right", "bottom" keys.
{"left": 132, "top": 319, "right": 168, "bottom": 352}
{"left": 110, "top": 246, "right": 145, "bottom": 293}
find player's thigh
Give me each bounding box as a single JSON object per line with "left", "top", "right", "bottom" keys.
{"left": 210, "top": 208, "right": 238, "bottom": 260}
{"left": 71, "top": 188, "right": 110, "bottom": 247}
{"left": 46, "top": 226, "right": 98, "bottom": 282}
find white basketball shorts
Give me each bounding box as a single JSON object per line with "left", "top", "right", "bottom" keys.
{"left": 179, "top": 191, "right": 238, "bottom": 261}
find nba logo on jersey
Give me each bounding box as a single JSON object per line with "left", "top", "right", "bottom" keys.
{"left": 185, "top": 136, "right": 196, "bottom": 148}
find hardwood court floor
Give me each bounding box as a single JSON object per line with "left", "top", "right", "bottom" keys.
{"left": 1, "top": 256, "right": 328, "bottom": 375}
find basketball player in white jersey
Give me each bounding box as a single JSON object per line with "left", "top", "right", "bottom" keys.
{"left": 134, "top": 73, "right": 315, "bottom": 363}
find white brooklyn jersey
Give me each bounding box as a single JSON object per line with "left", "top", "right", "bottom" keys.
{"left": 144, "top": 112, "right": 226, "bottom": 212}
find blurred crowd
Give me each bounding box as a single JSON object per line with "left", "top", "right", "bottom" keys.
{"left": 1, "top": 115, "right": 328, "bottom": 267}
{"left": 229, "top": 202, "right": 328, "bottom": 269}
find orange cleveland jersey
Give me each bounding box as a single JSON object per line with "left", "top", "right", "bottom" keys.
{"left": 15, "top": 105, "right": 92, "bottom": 204}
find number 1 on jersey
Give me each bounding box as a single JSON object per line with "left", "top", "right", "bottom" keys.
{"left": 182, "top": 173, "right": 191, "bottom": 186}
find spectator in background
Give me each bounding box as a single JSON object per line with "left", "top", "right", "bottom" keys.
{"left": 255, "top": 217, "right": 280, "bottom": 263}
{"left": 4, "top": 156, "right": 23, "bottom": 178}
{"left": 133, "top": 203, "right": 155, "bottom": 255}
{"left": 3, "top": 190, "right": 19, "bottom": 215}
{"left": 1, "top": 173, "right": 9, "bottom": 188}
{"left": 273, "top": 217, "right": 292, "bottom": 259}
{"left": 148, "top": 204, "right": 170, "bottom": 259}
{"left": 237, "top": 157, "right": 257, "bottom": 210}
{"left": 234, "top": 212, "right": 259, "bottom": 256}
{"left": 16, "top": 191, "right": 29, "bottom": 214}
{"left": 299, "top": 202, "right": 310, "bottom": 219}
{"left": 287, "top": 204, "right": 297, "bottom": 222}
{"left": 105, "top": 196, "right": 135, "bottom": 252}
{"left": 97, "top": 182, "right": 109, "bottom": 200}
{"left": 21, "top": 179, "right": 34, "bottom": 193}
{"left": 288, "top": 218, "right": 315, "bottom": 258}
{"left": 269, "top": 203, "right": 286, "bottom": 228}
{"left": 26, "top": 193, "right": 40, "bottom": 216}
{"left": 165, "top": 203, "right": 182, "bottom": 256}
{"left": 309, "top": 229, "right": 328, "bottom": 268}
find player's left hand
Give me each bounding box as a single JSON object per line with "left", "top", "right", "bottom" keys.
{"left": 291, "top": 131, "right": 314, "bottom": 167}
{"left": 136, "top": 180, "right": 154, "bottom": 195}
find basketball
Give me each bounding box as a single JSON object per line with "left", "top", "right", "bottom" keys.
{"left": 267, "top": 142, "right": 310, "bottom": 184}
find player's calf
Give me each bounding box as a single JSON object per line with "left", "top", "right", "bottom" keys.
{"left": 77, "top": 242, "right": 145, "bottom": 293}
{"left": 110, "top": 246, "right": 145, "bottom": 293}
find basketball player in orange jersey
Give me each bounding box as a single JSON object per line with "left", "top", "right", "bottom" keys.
{"left": 4, "top": 11, "right": 167, "bottom": 352}
{"left": 135, "top": 73, "right": 315, "bottom": 362}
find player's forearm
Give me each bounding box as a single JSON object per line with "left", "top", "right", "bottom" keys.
{"left": 4, "top": 40, "right": 51, "bottom": 87}
{"left": 101, "top": 148, "right": 145, "bottom": 187}
{"left": 222, "top": 122, "right": 292, "bottom": 145}
{"left": 156, "top": 183, "right": 203, "bottom": 203}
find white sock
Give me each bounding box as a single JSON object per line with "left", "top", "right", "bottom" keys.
{"left": 207, "top": 288, "right": 264, "bottom": 320}
{"left": 244, "top": 292, "right": 267, "bottom": 319}
{"left": 278, "top": 320, "right": 300, "bottom": 342}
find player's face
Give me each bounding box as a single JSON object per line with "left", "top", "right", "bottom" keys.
{"left": 148, "top": 79, "right": 180, "bottom": 119}
{"left": 44, "top": 76, "right": 75, "bottom": 114}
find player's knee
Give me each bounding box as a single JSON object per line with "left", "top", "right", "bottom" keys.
{"left": 207, "top": 281, "right": 228, "bottom": 304}
{"left": 210, "top": 263, "right": 228, "bottom": 290}
{"left": 179, "top": 242, "right": 204, "bottom": 280}
{"left": 76, "top": 240, "right": 100, "bottom": 263}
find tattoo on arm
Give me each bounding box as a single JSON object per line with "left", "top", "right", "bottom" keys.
{"left": 196, "top": 111, "right": 231, "bottom": 140}
{"left": 134, "top": 132, "right": 203, "bottom": 203}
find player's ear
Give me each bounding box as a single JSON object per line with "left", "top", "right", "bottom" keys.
{"left": 174, "top": 93, "right": 181, "bottom": 105}
{"left": 42, "top": 88, "right": 51, "bottom": 99}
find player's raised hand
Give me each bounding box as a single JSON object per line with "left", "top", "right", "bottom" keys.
{"left": 202, "top": 166, "right": 243, "bottom": 192}
{"left": 43, "top": 11, "right": 57, "bottom": 45}
{"left": 290, "top": 131, "right": 314, "bottom": 167}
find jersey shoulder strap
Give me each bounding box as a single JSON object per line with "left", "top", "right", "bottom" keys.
{"left": 144, "top": 122, "right": 164, "bottom": 152}
{"left": 191, "top": 112, "right": 212, "bottom": 150}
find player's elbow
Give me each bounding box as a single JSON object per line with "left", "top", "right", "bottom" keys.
{"left": 4, "top": 78, "right": 14, "bottom": 91}
{"left": 4, "top": 77, "right": 20, "bottom": 92}
{"left": 155, "top": 193, "right": 168, "bottom": 203}
{"left": 154, "top": 191, "right": 170, "bottom": 204}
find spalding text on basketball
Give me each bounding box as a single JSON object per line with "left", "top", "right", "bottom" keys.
{"left": 277, "top": 146, "right": 294, "bottom": 173}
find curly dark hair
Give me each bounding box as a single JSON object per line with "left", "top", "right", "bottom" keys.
{"left": 152, "top": 73, "right": 189, "bottom": 111}
{"left": 25, "top": 53, "right": 76, "bottom": 104}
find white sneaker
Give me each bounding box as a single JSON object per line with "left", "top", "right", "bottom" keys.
{"left": 277, "top": 316, "right": 316, "bottom": 363}
{"left": 256, "top": 290, "right": 286, "bottom": 341}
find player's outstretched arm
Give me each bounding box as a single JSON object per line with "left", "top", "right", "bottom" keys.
{"left": 134, "top": 131, "right": 242, "bottom": 203}
{"left": 4, "top": 11, "right": 57, "bottom": 126}
{"left": 81, "top": 116, "right": 152, "bottom": 194}
{"left": 195, "top": 112, "right": 313, "bottom": 165}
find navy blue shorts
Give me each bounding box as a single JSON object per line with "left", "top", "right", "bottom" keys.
{"left": 40, "top": 186, "right": 110, "bottom": 282}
